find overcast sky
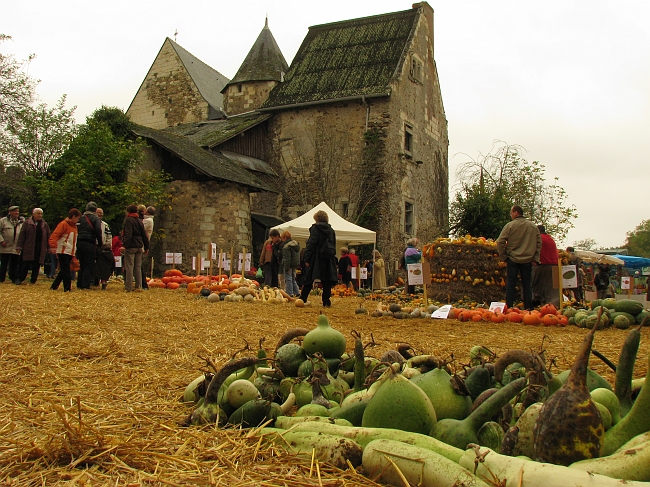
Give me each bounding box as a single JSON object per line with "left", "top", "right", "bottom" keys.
{"left": 4, "top": 1, "right": 649, "bottom": 249}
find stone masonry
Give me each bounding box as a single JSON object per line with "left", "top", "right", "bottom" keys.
{"left": 127, "top": 39, "right": 209, "bottom": 129}
{"left": 224, "top": 80, "right": 280, "bottom": 116}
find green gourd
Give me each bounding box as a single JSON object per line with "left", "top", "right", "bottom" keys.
{"left": 532, "top": 318, "right": 605, "bottom": 465}
{"left": 430, "top": 377, "right": 526, "bottom": 450}
{"left": 303, "top": 313, "right": 346, "bottom": 358}
{"left": 411, "top": 367, "right": 472, "bottom": 420}
{"left": 615, "top": 323, "right": 643, "bottom": 417}
{"left": 603, "top": 352, "right": 650, "bottom": 455}
{"left": 362, "top": 368, "right": 437, "bottom": 435}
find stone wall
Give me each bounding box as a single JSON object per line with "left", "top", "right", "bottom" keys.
{"left": 224, "top": 80, "right": 279, "bottom": 116}
{"left": 154, "top": 180, "right": 253, "bottom": 276}
{"left": 127, "top": 39, "right": 209, "bottom": 129}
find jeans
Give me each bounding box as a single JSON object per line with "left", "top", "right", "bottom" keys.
{"left": 506, "top": 260, "right": 533, "bottom": 310}
{"left": 284, "top": 268, "right": 300, "bottom": 296}
{"left": 46, "top": 252, "right": 58, "bottom": 278}
{"left": 0, "top": 253, "right": 19, "bottom": 283}
{"left": 76, "top": 241, "right": 96, "bottom": 289}
{"left": 123, "top": 247, "right": 143, "bottom": 291}
{"left": 51, "top": 254, "right": 72, "bottom": 291}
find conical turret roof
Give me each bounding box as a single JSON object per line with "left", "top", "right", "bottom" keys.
{"left": 224, "top": 19, "right": 288, "bottom": 88}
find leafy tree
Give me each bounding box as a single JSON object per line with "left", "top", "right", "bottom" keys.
{"left": 37, "top": 107, "right": 171, "bottom": 232}
{"left": 449, "top": 182, "right": 511, "bottom": 239}
{"left": 0, "top": 34, "right": 37, "bottom": 128}
{"left": 452, "top": 141, "right": 578, "bottom": 242}
{"left": 625, "top": 219, "right": 650, "bottom": 258}
{"left": 0, "top": 95, "right": 77, "bottom": 175}
{"left": 572, "top": 238, "right": 598, "bottom": 251}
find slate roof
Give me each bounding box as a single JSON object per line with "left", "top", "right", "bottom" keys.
{"left": 166, "top": 112, "right": 271, "bottom": 149}
{"left": 132, "top": 125, "right": 272, "bottom": 191}
{"left": 222, "top": 19, "right": 288, "bottom": 90}
{"left": 168, "top": 39, "right": 230, "bottom": 118}
{"left": 261, "top": 7, "right": 419, "bottom": 109}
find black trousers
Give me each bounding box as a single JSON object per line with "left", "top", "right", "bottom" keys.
{"left": 51, "top": 254, "right": 72, "bottom": 292}
{"left": 300, "top": 280, "right": 335, "bottom": 306}
{"left": 76, "top": 241, "right": 96, "bottom": 289}
{"left": 18, "top": 259, "right": 41, "bottom": 284}
{"left": 0, "top": 253, "right": 19, "bottom": 283}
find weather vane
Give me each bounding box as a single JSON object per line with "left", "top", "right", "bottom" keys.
{"left": 174, "top": 29, "right": 178, "bottom": 42}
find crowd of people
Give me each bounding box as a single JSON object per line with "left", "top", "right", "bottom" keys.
{"left": 257, "top": 210, "right": 390, "bottom": 307}
{"left": 0, "top": 202, "right": 155, "bottom": 293}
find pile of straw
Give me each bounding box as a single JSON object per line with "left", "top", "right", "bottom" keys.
{"left": 0, "top": 281, "right": 646, "bottom": 486}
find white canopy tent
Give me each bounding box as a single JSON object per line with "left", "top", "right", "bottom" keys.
{"left": 270, "top": 202, "right": 376, "bottom": 247}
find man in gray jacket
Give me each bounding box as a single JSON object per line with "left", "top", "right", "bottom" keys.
{"left": 0, "top": 206, "right": 25, "bottom": 283}
{"left": 497, "top": 205, "right": 541, "bottom": 310}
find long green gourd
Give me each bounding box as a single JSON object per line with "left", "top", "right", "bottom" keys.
{"left": 615, "top": 323, "right": 643, "bottom": 417}
{"left": 604, "top": 352, "right": 650, "bottom": 455}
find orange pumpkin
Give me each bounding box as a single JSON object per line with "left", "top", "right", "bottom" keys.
{"left": 471, "top": 313, "right": 483, "bottom": 322}
{"left": 539, "top": 303, "right": 557, "bottom": 316}
{"left": 542, "top": 314, "right": 559, "bottom": 326}
{"left": 491, "top": 313, "right": 507, "bottom": 323}
{"left": 447, "top": 308, "right": 461, "bottom": 320}
{"left": 523, "top": 312, "right": 542, "bottom": 326}
{"left": 166, "top": 282, "right": 180, "bottom": 290}
{"left": 458, "top": 310, "right": 473, "bottom": 322}
{"left": 507, "top": 312, "right": 523, "bottom": 323}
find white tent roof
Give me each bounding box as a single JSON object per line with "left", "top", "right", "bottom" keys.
{"left": 271, "top": 202, "right": 376, "bottom": 246}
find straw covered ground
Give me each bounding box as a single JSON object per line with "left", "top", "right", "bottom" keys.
{"left": 1, "top": 281, "right": 648, "bottom": 486}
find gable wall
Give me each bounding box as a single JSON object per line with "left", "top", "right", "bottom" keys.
{"left": 127, "top": 40, "right": 210, "bottom": 129}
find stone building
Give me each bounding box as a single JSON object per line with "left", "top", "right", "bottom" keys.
{"left": 126, "top": 2, "right": 448, "bottom": 276}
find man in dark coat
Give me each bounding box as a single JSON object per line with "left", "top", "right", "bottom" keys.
{"left": 76, "top": 201, "right": 103, "bottom": 289}
{"left": 15, "top": 208, "right": 51, "bottom": 285}
{"left": 299, "top": 210, "right": 338, "bottom": 307}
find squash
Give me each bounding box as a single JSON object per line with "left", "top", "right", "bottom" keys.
{"left": 411, "top": 367, "right": 472, "bottom": 420}
{"left": 614, "top": 299, "right": 645, "bottom": 316}
{"left": 532, "top": 312, "right": 605, "bottom": 465}
{"left": 303, "top": 313, "right": 346, "bottom": 359}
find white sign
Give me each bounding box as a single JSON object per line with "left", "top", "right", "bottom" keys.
{"left": 165, "top": 252, "right": 183, "bottom": 264}
{"left": 238, "top": 253, "right": 252, "bottom": 272}
{"left": 561, "top": 265, "right": 578, "bottom": 288}
{"left": 192, "top": 256, "right": 196, "bottom": 271}
{"left": 201, "top": 258, "right": 210, "bottom": 270}
{"left": 407, "top": 263, "right": 424, "bottom": 285}
{"left": 351, "top": 267, "right": 368, "bottom": 279}
{"left": 489, "top": 302, "right": 506, "bottom": 314}
{"left": 222, "top": 259, "right": 231, "bottom": 271}
{"left": 211, "top": 243, "right": 217, "bottom": 260}
{"left": 621, "top": 277, "right": 631, "bottom": 290}
{"left": 114, "top": 256, "right": 122, "bottom": 268}
{"left": 431, "top": 304, "right": 452, "bottom": 319}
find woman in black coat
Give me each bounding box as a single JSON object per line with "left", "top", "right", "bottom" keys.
{"left": 299, "top": 210, "right": 337, "bottom": 307}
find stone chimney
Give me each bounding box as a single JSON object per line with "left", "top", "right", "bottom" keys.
{"left": 413, "top": 2, "right": 434, "bottom": 53}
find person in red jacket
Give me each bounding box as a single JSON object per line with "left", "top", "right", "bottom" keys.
{"left": 532, "top": 225, "right": 559, "bottom": 307}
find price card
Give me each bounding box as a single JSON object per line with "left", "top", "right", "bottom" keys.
{"left": 431, "top": 304, "right": 452, "bottom": 319}
{"left": 407, "top": 263, "right": 424, "bottom": 285}
{"left": 201, "top": 258, "right": 210, "bottom": 270}
{"left": 114, "top": 256, "right": 122, "bottom": 267}
{"left": 621, "top": 277, "right": 631, "bottom": 290}
{"left": 489, "top": 302, "right": 506, "bottom": 314}
{"left": 165, "top": 253, "right": 174, "bottom": 264}
{"left": 211, "top": 243, "right": 217, "bottom": 260}
{"left": 359, "top": 267, "right": 367, "bottom": 280}
{"left": 238, "top": 253, "right": 251, "bottom": 272}
{"left": 561, "top": 265, "right": 578, "bottom": 288}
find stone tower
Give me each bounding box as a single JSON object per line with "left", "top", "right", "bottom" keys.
{"left": 222, "top": 19, "right": 289, "bottom": 116}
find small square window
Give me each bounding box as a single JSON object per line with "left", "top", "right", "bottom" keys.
{"left": 405, "top": 202, "right": 414, "bottom": 235}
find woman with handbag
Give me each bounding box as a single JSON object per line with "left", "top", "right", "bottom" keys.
{"left": 49, "top": 208, "right": 81, "bottom": 292}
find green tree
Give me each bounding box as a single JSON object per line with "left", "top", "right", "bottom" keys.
{"left": 0, "top": 34, "right": 37, "bottom": 128}
{"left": 452, "top": 141, "right": 578, "bottom": 242}
{"left": 0, "top": 95, "right": 77, "bottom": 175}
{"left": 37, "top": 107, "right": 171, "bottom": 232}
{"left": 449, "top": 182, "right": 511, "bottom": 239}
{"left": 625, "top": 219, "right": 650, "bottom": 258}
{"left": 572, "top": 238, "right": 598, "bottom": 251}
